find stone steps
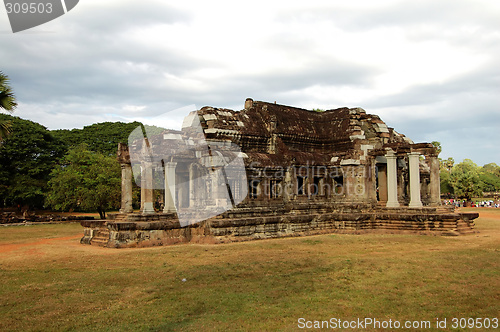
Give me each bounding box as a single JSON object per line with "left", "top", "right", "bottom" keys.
{"left": 90, "top": 228, "right": 110, "bottom": 247}
{"left": 90, "top": 237, "right": 109, "bottom": 246}
{"left": 436, "top": 207, "right": 454, "bottom": 213}
{"left": 455, "top": 220, "right": 475, "bottom": 235}
{"left": 113, "top": 214, "right": 128, "bottom": 222}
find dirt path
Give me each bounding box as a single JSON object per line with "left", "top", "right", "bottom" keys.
{"left": 0, "top": 234, "right": 82, "bottom": 254}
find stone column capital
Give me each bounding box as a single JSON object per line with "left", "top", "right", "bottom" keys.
{"left": 385, "top": 149, "right": 396, "bottom": 158}
{"left": 164, "top": 161, "right": 177, "bottom": 169}
{"left": 386, "top": 154, "right": 397, "bottom": 159}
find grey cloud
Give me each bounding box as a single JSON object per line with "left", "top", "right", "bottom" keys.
{"left": 406, "top": 123, "right": 499, "bottom": 167}
{"left": 68, "top": 1, "right": 191, "bottom": 33}
{"left": 1, "top": 34, "right": 208, "bottom": 108}
{"left": 365, "top": 60, "right": 500, "bottom": 109}
{"left": 190, "top": 57, "right": 379, "bottom": 106}
{"left": 278, "top": 0, "right": 500, "bottom": 32}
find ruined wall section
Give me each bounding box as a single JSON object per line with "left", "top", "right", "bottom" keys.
{"left": 196, "top": 101, "right": 396, "bottom": 167}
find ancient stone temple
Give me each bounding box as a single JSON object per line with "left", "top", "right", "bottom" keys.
{"left": 81, "top": 99, "right": 478, "bottom": 247}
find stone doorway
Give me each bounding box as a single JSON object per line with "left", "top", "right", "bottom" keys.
{"left": 376, "top": 164, "right": 388, "bottom": 203}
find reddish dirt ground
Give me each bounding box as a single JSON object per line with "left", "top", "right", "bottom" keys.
{"left": 0, "top": 234, "right": 82, "bottom": 254}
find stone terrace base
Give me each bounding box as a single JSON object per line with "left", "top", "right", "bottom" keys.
{"left": 80, "top": 204, "right": 479, "bottom": 248}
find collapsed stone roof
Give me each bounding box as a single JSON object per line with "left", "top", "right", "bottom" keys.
{"left": 127, "top": 99, "right": 436, "bottom": 169}
{"left": 194, "top": 99, "right": 423, "bottom": 167}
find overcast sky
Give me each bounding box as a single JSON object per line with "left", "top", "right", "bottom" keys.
{"left": 1, "top": 0, "right": 499, "bottom": 165}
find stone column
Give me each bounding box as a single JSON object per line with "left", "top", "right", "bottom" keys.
{"left": 189, "top": 164, "right": 197, "bottom": 208}
{"left": 386, "top": 152, "right": 400, "bottom": 207}
{"left": 368, "top": 160, "right": 378, "bottom": 203}
{"left": 408, "top": 152, "right": 423, "bottom": 208}
{"left": 163, "top": 162, "right": 177, "bottom": 213}
{"left": 119, "top": 163, "right": 133, "bottom": 213}
{"left": 283, "top": 167, "right": 293, "bottom": 202}
{"left": 141, "top": 162, "right": 155, "bottom": 214}
{"left": 213, "top": 168, "right": 227, "bottom": 207}
{"left": 428, "top": 155, "right": 441, "bottom": 206}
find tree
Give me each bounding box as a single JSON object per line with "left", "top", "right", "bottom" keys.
{"left": 440, "top": 169, "right": 454, "bottom": 197}
{"left": 478, "top": 163, "right": 500, "bottom": 192}
{"left": 46, "top": 144, "right": 121, "bottom": 219}
{"left": 431, "top": 141, "right": 442, "bottom": 155}
{"left": 481, "top": 163, "right": 500, "bottom": 177}
{"left": 0, "top": 71, "right": 17, "bottom": 140}
{"left": 440, "top": 157, "right": 454, "bottom": 173}
{"left": 51, "top": 122, "right": 162, "bottom": 156}
{"left": 450, "top": 159, "right": 482, "bottom": 201}
{"left": 0, "top": 114, "right": 66, "bottom": 208}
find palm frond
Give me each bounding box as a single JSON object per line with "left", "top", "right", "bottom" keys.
{"left": 0, "top": 71, "right": 17, "bottom": 112}
{"left": 0, "top": 120, "right": 12, "bottom": 141}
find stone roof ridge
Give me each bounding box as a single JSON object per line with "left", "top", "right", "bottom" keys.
{"left": 253, "top": 100, "right": 356, "bottom": 115}
{"left": 252, "top": 100, "right": 309, "bottom": 112}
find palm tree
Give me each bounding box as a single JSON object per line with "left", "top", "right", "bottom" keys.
{"left": 0, "top": 71, "right": 17, "bottom": 140}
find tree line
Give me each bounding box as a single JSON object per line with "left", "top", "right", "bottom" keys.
{"left": 0, "top": 113, "right": 146, "bottom": 218}
{"left": 439, "top": 157, "right": 500, "bottom": 201}
{"left": 431, "top": 141, "right": 500, "bottom": 201}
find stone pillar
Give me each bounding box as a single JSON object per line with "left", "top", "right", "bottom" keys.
{"left": 213, "top": 169, "right": 227, "bottom": 207}
{"left": 408, "top": 152, "right": 423, "bottom": 208}
{"left": 283, "top": 167, "right": 293, "bottom": 202}
{"left": 368, "top": 160, "right": 378, "bottom": 203}
{"left": 428, "top": 155, "right": 441, "bottom": 206}
{"left": 386, "top": 152, "right": 400, "bottom": 207}
{"left": 119, "top": 163, "right": 133, "bottom": 213}
{"left": 189, "top": 164, "right": 197, "bottom": 208}
{"left": 163, "top": 162, "right": 177, "bottom": 213}
{"left": 141, "top": 162, "right": 155, "bottom": 214}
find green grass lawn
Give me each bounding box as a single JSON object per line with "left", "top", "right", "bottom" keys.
{"left": 0, "top": 209, "right": 499, "bottom": 331}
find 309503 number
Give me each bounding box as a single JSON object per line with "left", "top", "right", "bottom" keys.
{"left": 5, "top": 2, "right": 53, "bottom": 14}
{"left": 451, "top": 318, "right": 498, "bottom": 329}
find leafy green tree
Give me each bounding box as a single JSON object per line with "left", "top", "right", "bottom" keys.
{"left": 0, "top": 114, "right": 66, "bottom": 208}
{"left": 52, "top": 122, "right": 162, "bottom": 156}
{"left": 440, "top": 157, "right": 454, "bottom": 173}
{"left": 46, "top": 144, "right": 121, "bottom": 219}
{"left": 481, "top": 163, "right": 500, "bottom": 177}
{"left": 440, "top": 170, "right": 454, "bottom": 197}
{"left": 0, "top": 71, "right": 17, "bottom": 140}
{"left": 478, "top": 163, "right": 500, "bottom": 192}
{"left": 431, "top": 141, "right": 442, "bottom": 155}
{"left": 450, "top": 159, "right": 482, "bottom": 201}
